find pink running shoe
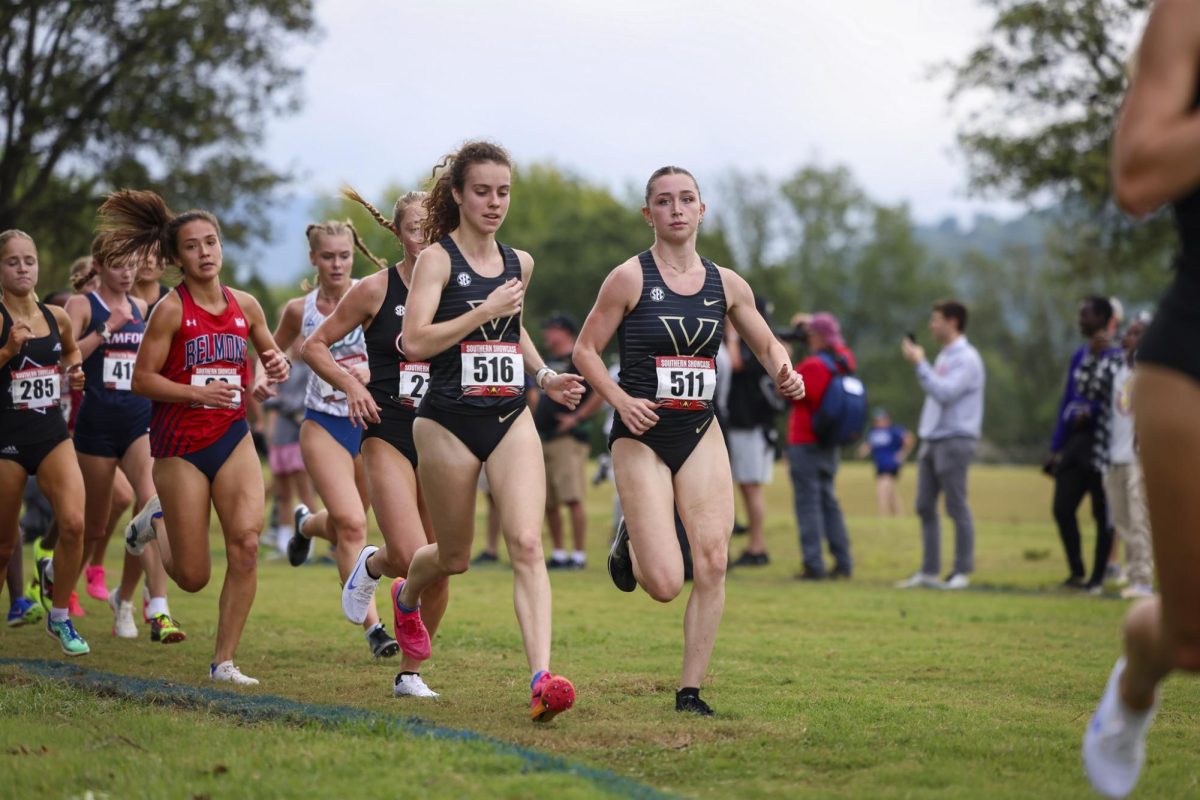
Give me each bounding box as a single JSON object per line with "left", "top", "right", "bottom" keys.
{"left": 84, "top": 565, "right": 108, "bottom": 602}
{"left": 67, "top": 591, "right": 86, "bottom": 617}
{"left": 390, "top": 579, "right": 431, "bottom": 661}
{"left": 530, "top": 671, "right": 575, "bottom": 723}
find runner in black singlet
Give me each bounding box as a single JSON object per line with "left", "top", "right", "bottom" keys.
{"left": 573, "top": 166, "right": 805, "bottom": 716}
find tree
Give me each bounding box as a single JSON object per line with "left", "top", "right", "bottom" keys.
{"left": 0, "top": 0, "right": 316, "bottom": 287}
{"left": 945, "top": 0, "right": 1171, "bottom": 295}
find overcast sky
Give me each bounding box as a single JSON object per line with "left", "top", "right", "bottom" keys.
{"left": 256, "top": 0, "right": 1018, "bottom": 279}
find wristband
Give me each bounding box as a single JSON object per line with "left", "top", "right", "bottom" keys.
{"left": 535, "top": 366, "right": 555, "bottom": 390}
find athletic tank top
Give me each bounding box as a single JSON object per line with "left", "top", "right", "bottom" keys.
{"left": 0, "top": 302, "right": 69, "bottom": 446}
{"left": 147, "top": 283, "right": 171, "bottom": 316}
{"left": 421, "top": 236, "right": 525, "bottom": 416}
{"left": 617, "top": 251, "right": 727, "bottom": 410}
{"left": 1173, "top": 84, "right": 1200, "bottom": 276}
{"left": 80, "top": 292, "right": 148, "bottom": 413}
{"left": 365, "top": 266, "right": 428, "bottom": 415}
{"left": 150, "top": 284, "right": 252, "bottom": 458}
{"left": 300, "top": 283, "right": 366, "bottom": 417}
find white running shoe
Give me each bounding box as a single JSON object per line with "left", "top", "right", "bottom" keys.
{"left": 342, "top": 545, "right": 380, "bottom": 625}
{"left": 210, "top": 661, "right": 260, "bottom": 686}
{"left": 894, "top": 572, "right": 940, "bottom": 589}
{"left": 125, "top": 495, "right": 162, "bottom": 556}
{"left": 1120, "top": 584, "right": 1154, "bottom": 600}
{"left": 394, "top": 672, "right": 439, "bottom": 698}
{"left": 108, "top": 588, "right": 138, "bottom": 639}
{"left": 941, "top": 573, "right": 970, "bottom": 591}
{"left": 1083, "top": 657, "right": 1157, "bottom": 799}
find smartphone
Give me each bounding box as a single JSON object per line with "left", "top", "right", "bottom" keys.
{"left": 905, "top": 332, "right": 917, "bottom": 344}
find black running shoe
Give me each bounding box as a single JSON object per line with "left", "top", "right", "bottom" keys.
{"left": 368, "top": 624, "right": 399, "bottom": 658}
{"left": 471, "top": 550, "right": 499, "bottom": 565}
{"left": 288, "top": 505, "right": 314, "bottom": 567}
{"left": 607, "top": 518, "right": 636, "bottom": 593}
{"left": 732, "top": 550, "right": 770, "bottom": 567}
{"left": 676, "top": 690, "right": 714, "bottom": 716}
{"left": 36, "top": 558, "right": 53, "bottom": 611}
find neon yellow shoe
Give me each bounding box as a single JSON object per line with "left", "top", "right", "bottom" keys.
{"left": 149, "top": 613, "right": 186, "bottom": 644}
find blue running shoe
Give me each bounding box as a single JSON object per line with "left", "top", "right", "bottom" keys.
{"left": 7, "top": 596, "right": 36, "bottom": 627}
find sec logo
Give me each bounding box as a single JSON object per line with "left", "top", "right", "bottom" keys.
{"left": 650, "top": 287, "right": 665, "bottom": 302}
{"left": 395, "top": 305, "right": 405, "bottom": 316}
{"left": 457, "top": 273, "right": 472, "bottom": 287}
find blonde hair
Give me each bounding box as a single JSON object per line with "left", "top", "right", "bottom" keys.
{"left": 342, "top": 186, "right": 429, "bottom": 254}
{"left": 301, "top": 219, "right": 386, "bottom": 291}
{"left": 0, "top": 230, "right": 36, "bottom": 299}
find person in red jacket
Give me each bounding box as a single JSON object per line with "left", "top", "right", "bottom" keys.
{"left": 787, "top": 312, "right": 855, "bottom": 579}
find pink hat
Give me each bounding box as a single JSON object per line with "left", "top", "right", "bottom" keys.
{"left": 808, "top": 312, "right": 843, "bottom": 347}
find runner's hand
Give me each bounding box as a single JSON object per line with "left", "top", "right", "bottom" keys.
{"left": 776, "top": 364, "right": 805, "bottom": 400}
{"left": 64, "top": 363, "right": 85, "bottom": 391}
{"left": 544, "top": 372, "right": 584, "bottom": 409}
{"left": 252, "top": 376, "right": 277, "bottom": 402}
{"left": 5, "top": 320, "right": 33, "bottom": 355}
{"left": 479, "top": 278, "right": 523, "bottom": 320}
{"left": 193, "top": 380, "right": 240, "bottom": 409}
{"left": 261, "top": 349, "right": 290, "bottom": 383}
{"left": 616, "top": 395, "right": 660, "bottom": 435}
{"left": 344, "top": 381, "right": 380, "bottom": 428}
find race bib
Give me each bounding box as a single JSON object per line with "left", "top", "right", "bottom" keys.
{"left": 398, "top": 361, "right": 430, "bottom": 408}
{"left": 190, "top": 366, "right": 242, "bottom": 409}
{"left": 10, "top": 366, "right": 60, "bottom": 410}
{"left": 655, "top": 356, "right": 716, "bottom": 410}
{"left": 102, "top": 350, "right": 136, "bottom": 391}
{"left": 460, "top": 342, "right": 523, "bottom": 397}
{"left": 316, "top": 354, "right": 368, "bottom": 402}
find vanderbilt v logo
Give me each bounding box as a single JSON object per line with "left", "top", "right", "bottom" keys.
{"left": 466, "top": 300, "right": 515, "bottom": 342}
{"left": 659, "top": 316, "right": 720, "bottom": 356}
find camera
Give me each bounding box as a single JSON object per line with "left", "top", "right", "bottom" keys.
{"left": 775, "top": 322, "right": 809, "bottom": 345}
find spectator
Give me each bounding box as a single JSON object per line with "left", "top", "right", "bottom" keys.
{"left": 727, "top": 299, "right": 787, "bottom": 566}
{"left": 1077, "top": 312, "right": 1155, "bottom": 599}
{"left": 1046, "top": 296, "right": 1121, "bottom": 592}
{"left": 535, "top": 314, "right": 602, "bottom": 569}
{"left": 787, "top": 312, "right": 855, "bottom": 580}
{"left": 896, "top": 300, "right": 985, "bottom": 590}
{"left": 858, "top": 408, "right": 915, "bottom": 516}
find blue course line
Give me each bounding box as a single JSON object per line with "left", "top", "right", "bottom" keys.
{"left": 1, "top": 658, "right": 675, "bottom": 800}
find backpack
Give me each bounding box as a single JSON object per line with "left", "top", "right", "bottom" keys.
{"left": 812, "top": 351, "right": 868, "bottom": 446}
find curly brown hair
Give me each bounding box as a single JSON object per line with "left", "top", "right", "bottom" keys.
{"left": 422, "top": 141, "right": 511, "bottom": 245}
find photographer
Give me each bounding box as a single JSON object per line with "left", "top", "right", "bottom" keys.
{"left": 786, "top": 312, "right": 855, "bottom": 580}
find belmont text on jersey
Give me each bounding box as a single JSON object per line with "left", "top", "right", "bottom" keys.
{"left": 184, "top": 333, "right": 247, "bottom": 372}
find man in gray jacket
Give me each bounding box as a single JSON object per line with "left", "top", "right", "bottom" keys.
{"left": 896, "top": 300, "right": 986, "bottom": 590}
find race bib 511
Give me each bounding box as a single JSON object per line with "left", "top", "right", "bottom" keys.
{"left": 655, "top": 356, "right": 716, "bottom": 410}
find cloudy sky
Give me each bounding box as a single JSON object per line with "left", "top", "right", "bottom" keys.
{"left": 257, "top": 0, "right": 1017, "bottom": 279}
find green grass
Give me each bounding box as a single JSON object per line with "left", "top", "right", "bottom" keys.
{"left": 2, "top": 462, "right": 1199, "bottom": 798}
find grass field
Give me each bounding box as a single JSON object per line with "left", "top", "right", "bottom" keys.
{"left": 2, "top": 461, "right": 1198, "bottom": 799}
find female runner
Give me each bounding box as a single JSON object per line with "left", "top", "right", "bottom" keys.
{"left": 254, "top": 219, "right": 399, "bottom": 660}
{"left": 0, "top": 229, "right": 90, "bottom": 656}
{"left": 390, "top": 142, "right": 583, "bottom": 720}
{"left": 100, "top": 190, "right": 289, "bottom": 686}
{"left": 573, "top": 166, "right": 805, "bottom": 715}
{"left": 64, "top": 234, "right": 183, "bottom": 643}
{"left": 1083, "top": 6, "right": 1200, "bottom": 796}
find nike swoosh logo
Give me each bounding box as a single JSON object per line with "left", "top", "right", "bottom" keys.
{"left": 499, "top": 408, "right": 520, "bottom": 423}
{"left": 703, "top": 299, "right": 719, "bottom": 306}
{"left": 695, "top": 417, "right": 713, "bottom": 435}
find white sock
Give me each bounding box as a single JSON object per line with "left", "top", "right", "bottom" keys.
{"left": 572, "top": 550, "right": 587, "bottom": 565}
{"left": 552, "top": 548, "right": 568, "bottom": 562}
{"left": 276, "top": 526, "right": 293, "bottom": 554}
{"left": 147, "top": 597, "right": 168, "bottom": 618}
{"left": 50, "top": 606, "right": 69, "bottom": 622}
{"left": 364, "top": 622, "right": 382, "bottom": 640}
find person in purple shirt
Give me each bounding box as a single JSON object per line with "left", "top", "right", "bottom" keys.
{"left": 1044, "top": 296, "right": 1123, "bottom": 592}
{"left": 858, "top": 408, "right": 915, "bottom": 516}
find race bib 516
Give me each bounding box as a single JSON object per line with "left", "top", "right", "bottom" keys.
{"left": 460, "top": 342, "right": 523, "bottom": 397}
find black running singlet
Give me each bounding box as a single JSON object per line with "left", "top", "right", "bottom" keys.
{"left": 617, "top": 251, "right": 727, "bottom": 410}
{"left": 365, "top": 266, "right": 428, "bottom": 414}
{"left": 0, "top": 303, "right": 69, "bottom": 446}
{"left": 422, "top": 236, "right": 525, "bottom": 416}
{"left": 1173, "top": 85, "right": 1200, "bottom": 275}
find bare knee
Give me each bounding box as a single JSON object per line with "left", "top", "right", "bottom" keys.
{"left": 436, "top": 548, "right": 471, "bottom": 576}
{"left": 692, "top": 545, "right": 728, "bottom": 585}
{"left": 225, "top": 531, "right": 259, "bottom": 574}
{"left": 640, "top": 566, "right": 684, "bottom": 603}
{"left": 506, "top": 532, "right": 544, "bottom": 570}
{"left": 328, "top": 510, "right": 367, "bottom": 545}
{"left": 175, "top": 566, "right": 211, "bottom": 593}
{"left": 56, "top": 513, "right": 84, "bottom": 547}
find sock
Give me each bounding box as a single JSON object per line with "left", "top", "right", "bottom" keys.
{"left": 531, "top": 670, "right": 549, "bottom": 690}
{"left": 364, "top": 622, "right": 383, "bottom": 639}
{"left": 572, "top": 550, "right": 586, "bottom": 565}
{"left": 147, "top": 597, "right": 168, "bottom": 618}
{"left": 400, "top": 671, "right": 419, "bottom": 678}
{"left": 50, "top": 606, "right": 69, "bottom": 622}
{"left": 276, "top": 526, "right": 293, "bottom": 554}
{"left": 552, "top": 549, "right": 567, "bottom": 562}
{"left": 677, "top": 687, "right": 700, "bottom": 699}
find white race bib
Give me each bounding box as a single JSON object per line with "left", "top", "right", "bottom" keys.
{"left": 655, "top": 356, "right": 716, "bottom": 410}
{"left": 10, "top": 366, "right": 60, "bottom": 410}
{"left": 102, "top": 351, "right": 136, "bottom": 391}
{"left": 190, "top": 366, "right": 242, "bottom": 409}
{"left": 398, "top": 361, "right": 430, "bottom": 408}
{"left": 317, "top": 354, "right": 368, "bottom": 402}
{"left": 460, "top": 342, "right": 523, "bottom": 397}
